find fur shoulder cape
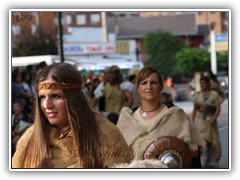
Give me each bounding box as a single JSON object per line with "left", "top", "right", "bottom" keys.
{"left": 117, "top": 106, "right": 206, "bottom": 152}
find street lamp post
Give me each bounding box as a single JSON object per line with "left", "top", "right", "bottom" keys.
{"left": 210, "top": 23, "right": 217, "bottom": 74}
{"left": 101, "top": 12, "right": 108, "bottom": 43}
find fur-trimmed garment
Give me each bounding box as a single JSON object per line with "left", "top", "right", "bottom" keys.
{"left": 112, "top": 159, "right": 167, "bottom": 168}
{"left": 12, "top": 113, "right": 132, "bottom": 168}
{"left": 192, "top": 90, "right": 222, "bottom": 160}
{"left": 117, "top": 105, "right": 206, "bottom": 161}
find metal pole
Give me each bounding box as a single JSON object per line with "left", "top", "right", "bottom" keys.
{"left": 57, "top": 12, "right": 64, "bottom": 63}
{"left": 101, "top": 12, "right": 107, "bottom": 42}
{"left": 210, "top": 23, "right": 217, "bottom": 74}
{"left": 114, "top": 14, "right": 119, "bottom": 36}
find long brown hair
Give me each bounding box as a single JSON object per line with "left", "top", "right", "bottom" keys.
{"left": 21, "top": 63, "right": 103, "bottom": 168}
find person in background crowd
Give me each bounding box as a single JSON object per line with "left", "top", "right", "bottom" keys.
{"left": 192, "top": 76, "right": 222, "bottom": 168}
{"left": 11, "top": 99, "right": 33, "bottom": 156}
{"left": 35, "top": 61, "right": 47, "bottom": 75}
{"left": 117, "top": 65, "right": 205, "bottom": 168}
{"left": 128, "top": 74, "right": 141, "bottom": 110}
{"left": 202, "top": 70, "right": 225, "bottom": 101}
{"left": 161, "top": 75, "right": 176, "bottom": 102}
{"left": 91, "top": 75, "right": 107, "bottom": 112}
{"left": 12, "top": 63, "right": 132, "bottom": 168}
{"left": 88, "top": 77, "right": 102, "bottom": 111}
{"left": 21, "top": 70, "right": 35, "bottom": 113}
{"left": 159, "top": 92, "right": 174, "bottom": 107}
{"left": 94, "top": 65, "right": 133, "bottom": 114}
{"left": 12, "top": 70, "right": 34, "bottom": 113}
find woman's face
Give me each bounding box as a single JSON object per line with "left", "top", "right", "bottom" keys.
{"left": 38, "top": 78, "right": 69, "bottom": 128}
{"left": 137, "top": 73, "right": 162, "bottom": 101}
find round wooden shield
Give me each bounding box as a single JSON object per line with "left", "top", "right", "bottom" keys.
{"left": 143, "top": 136, "right": 192, "bottom": 168}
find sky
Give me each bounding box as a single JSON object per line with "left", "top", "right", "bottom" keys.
{"left": 2, "top": 0, "right": 238, "bottom": 179}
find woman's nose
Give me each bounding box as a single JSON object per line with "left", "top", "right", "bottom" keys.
{"left": 42, "top": 97, "right": 53, "bottom": 109}
{"left": 146, "top": 82, "right": 152, "bottom": 89}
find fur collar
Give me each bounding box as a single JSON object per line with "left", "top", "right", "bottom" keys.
{"left": 117, "top": 106, "right": 206, "bottom": 152}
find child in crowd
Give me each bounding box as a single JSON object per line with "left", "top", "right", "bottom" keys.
{"left": 11, "top": 99, "right": 33, "bottom": 156}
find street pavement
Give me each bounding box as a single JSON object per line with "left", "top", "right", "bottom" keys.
{"left": 174, "top": 99, "right": 230, "bottom": 169}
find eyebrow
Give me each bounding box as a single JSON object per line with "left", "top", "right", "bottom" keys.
{"left": 142, "top": 79, "right": 159, "bottom": 82}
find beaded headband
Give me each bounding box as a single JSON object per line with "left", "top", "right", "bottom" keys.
{"left": 36, "top": 82, "right": 82, "bottom": 91}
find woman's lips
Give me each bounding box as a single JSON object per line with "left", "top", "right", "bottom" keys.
{"left": 46, "top": 112, "right": 57, "bottom": 118}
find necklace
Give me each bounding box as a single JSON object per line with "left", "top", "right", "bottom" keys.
{"left": 59, "top": 127, "right": 71, "bottom": 140}
{"left": 141, "top": 103, "right": 161, "bottom": 117}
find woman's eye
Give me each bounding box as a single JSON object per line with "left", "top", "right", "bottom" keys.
{"left": 52, "top": 94, "right": 61, "bottom": 98}
{"left": 52, "top": 94, "right": 64, "bottom": 99}
{"left": 38, "top": 95, "right": 45, "bottom": 100}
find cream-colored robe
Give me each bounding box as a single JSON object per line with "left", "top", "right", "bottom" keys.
{"left": 192, "top": 90, "right": 222, "bottom": 160}
{"left": 117, "top": 105, "right": 206, "bottom": 160}
{"left": 12, "top": 113, "right": 132, "bottom": 168}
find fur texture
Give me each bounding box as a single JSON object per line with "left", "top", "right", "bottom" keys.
{"left": 117, "top": 106, "right": 206, "bottom": 153}
{"left": 112, "top": 159, "right": 168, "bottom": 168}
{"left": 117, "top": 107, "right": 147, "bottom": 145}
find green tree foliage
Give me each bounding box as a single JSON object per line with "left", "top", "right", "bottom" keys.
{"left": 217, "top": 52, "right": 229, "bottom": 73}
{"left": 143, "top": 31, "right": 186, "bottom": 76}
{"left": 174, "top": 47, "right": 228, "bottom": 76}
{"left": 12, "top": 29, "right": 58, "bottom": 56}
{"left": 174, "top": 48, "right": 210, "bottom": 76}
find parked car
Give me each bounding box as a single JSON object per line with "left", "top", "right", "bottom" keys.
{"left": 217, "top": 75, "right": 229, "bottom": 98}
{"left": 174, "top": 83, "right": 192, "bottom": 101}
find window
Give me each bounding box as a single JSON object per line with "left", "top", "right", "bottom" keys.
{"left": 90, "top": 14, "right": 100, "bottom": 24}
{"left": 31, "top": 24, "right": 37, "bottom": 34}
{"left": 66, "top": 15, "right": 72, "bottom": 25}
{"left": 12, "top": 25, "right": 21, "bottom": 35}
{"left": 76, "top": 14, "right": 86, "bottom": 25}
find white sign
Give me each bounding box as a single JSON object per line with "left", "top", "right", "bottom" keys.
{"left": 63, "top": 43, "right": 116, "bottom": 55}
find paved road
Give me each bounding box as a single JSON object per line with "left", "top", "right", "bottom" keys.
{"left": 174, "top": 99, "right": 229, "bottom": 169}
